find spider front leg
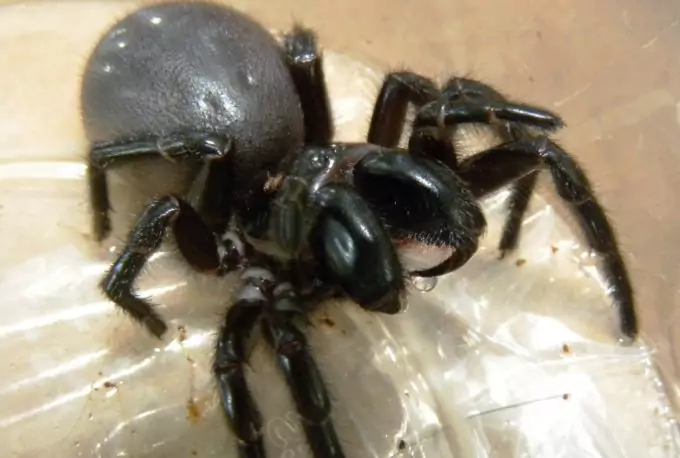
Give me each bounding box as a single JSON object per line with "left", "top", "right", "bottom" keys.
{"left": 101, "top": 196, "right": 244, "bottom": 337}
{"left": 415, "top": 77, "right": 565, "bottom": 131}
{"left": 284, "top": 26, "right": 333, "bottom": 144}
{"left": 88, "top": 132, "right": 232, "bottom": 240}
{"left": 498, "top": 172, "right": 540, "bottom": 258}
{"left": 367, "top": 71, "right": 440, "bottom": 148}
{"left": 214, "top": 270, "right": 269, "bottom": 458}
{"left": 262, "top": 284, "right": 345, "bottom": 458}
{"left": 458, "top": 136, "right": 637, "bottom": 340}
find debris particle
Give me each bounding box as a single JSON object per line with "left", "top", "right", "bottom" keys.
{"left": 551, "top": 245, "right": 559, "bottom": 254}
{"left": 320, "top": 316, "right": 336, "bottom": 328}
{"left": 562, "top": 343, "right": 571, "bottom": 354}
{"left": 398, "top": 439, "right": 407, "bottom": 451}
{"left": 263, "top": 172, "right": 284, "bottom": 192}
{"left": 562, "top": 393, "right": 570, "bottom": 400}
{"left": 88, "top": 413, "right": 94, "bottom": 420}
{"left": 103, "top": 381, "right": 116, "bottom": 389}
{"left": 515, "top": 258, "right": 527, "bottom": 267}
{"left": 187, "top": 398, "right": 201, "bottom": 422}
{"left": 191, "top": 450, "right": 198, "bottom": 456}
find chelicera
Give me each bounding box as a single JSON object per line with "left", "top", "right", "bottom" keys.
{"left": 83, "top": 2, "right": 637, "bottom": 457}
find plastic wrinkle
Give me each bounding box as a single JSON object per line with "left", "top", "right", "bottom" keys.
{"left": 0, "top": 7, "right": 678, "bottom": 458}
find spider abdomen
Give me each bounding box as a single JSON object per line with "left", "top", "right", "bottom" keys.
{"left": 81, "top": 2, "right": 305, "bottom": 192}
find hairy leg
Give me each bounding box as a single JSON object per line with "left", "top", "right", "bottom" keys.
{"left": 284, "top": 26, "right": 333, "bottom": 144}
{"left": 101, "top": 196, "right": 243, "bottom": 337}
{"left": 458, "top": 136, "right": 637, "bottom": 340}
{"left": 88, "top": 133, "right": 231, "bottom": 240}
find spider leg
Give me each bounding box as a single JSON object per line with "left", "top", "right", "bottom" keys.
{"left": 89, "top": 133, "right": 232, "bottom": 240}
{"left": 354, "top": 151, "right": 486, "bottom": 278}
{"left": 214, "top": 272, "right": 268, "bottom": 458}
{"left": 284, "top": 26, "right": 333, "bottom": 144}
{"left": 101, "top": 196, "right": 243, "bottom": 337}
{"left": 498, "top": 172, "right": 540, "bottom": 258}
{"left": 411, "top": 78, "right": 561, "bottom": 255}
{"left": 413, "top": 77, "right": 564, "bottom": 131}
{"left": 458, "top": 136, "right": 637, "bottom": 340}
{"left": 262, "top": 284, "right": 344, "bottom": 458}
{"left": 367, "top": 71, "right": 440, "bottom": 147}
{"left": 311, "top": 183, "right": 405, "bottom": 313}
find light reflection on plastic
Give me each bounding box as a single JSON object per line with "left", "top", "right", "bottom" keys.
{"left": 382, "top": 345, "right": 397, "bottom": 363}
{"left": 0, "top": 301, "right": 112, "bottom": 337}
{"left": 411, "top": 373, "right": 442, "bottom": 429}
{"left": 0, "top": 384, "right": 93, "bottom": 428}
{"left": 0, "top": 162, "right": 85, "bottom": 180}
{"left": 105, "top": 387, "right": 118, "bottom": 398}
{"left": 1, "top": 284, "right": 184, "bottom": 337}
{"left": 0, "top": 355, "right": 156, "bottom": 428}
{"left": 103, "top": 407, "right": 164, "bottom": 443}
{"left": 1, "top": 349, "right": 108, "bottom": 394}
{"left": 163, "top": 330, "right": 213, "bottom": 352}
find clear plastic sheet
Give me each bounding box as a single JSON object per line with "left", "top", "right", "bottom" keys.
{"left": 1, "top": 2, "right": 679, "bottom": 457}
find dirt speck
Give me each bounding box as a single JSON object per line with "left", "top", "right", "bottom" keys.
{"left": 551, "top": 245, "right": 559, "bottom": 254}
{"left": 562, "top": 343, "right": 571, "bottom": 354}
{"left": 562, "top": 393, "right": 570, "bottom": 400}
{"left": 320, "top": 316, "right": 336, "bottom": 328}
{"left": 263, "top": 172, "right": 284, "bottom": 192}
{"left": 187, "top": 398, "right": 201, "bottom": 423}
{"left": 103, "top": 381, "right": 116, "bottom": 389}
{"left": 88, "top": 413, "right": 94, "bottom": 420}
{"left": 515, "top": 258, "right": 527, "bottom": 267}
{"left": 398, "top": 439, "right": 407, "bottom": 451}
{"left": 191, "top": 450, "right": 198, "bottom": 456}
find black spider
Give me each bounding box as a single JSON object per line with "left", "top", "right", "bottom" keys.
{"left": 84, "top": 2, "right": 637, "bottom": 457}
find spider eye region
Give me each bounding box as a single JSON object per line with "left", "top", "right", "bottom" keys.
{"left": 308, "top": 150, "right": 330, "bottom": 169}
{"left": 287, "top": 147, "right": 338, "bottom": 191}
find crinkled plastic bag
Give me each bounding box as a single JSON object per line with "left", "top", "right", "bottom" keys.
{"left": 0, "top": 2, "right": 679, "bottom": 457}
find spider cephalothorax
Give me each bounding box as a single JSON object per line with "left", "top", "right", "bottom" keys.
{"left": 85, "top": 3, "right": 636, "bottom": 457}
